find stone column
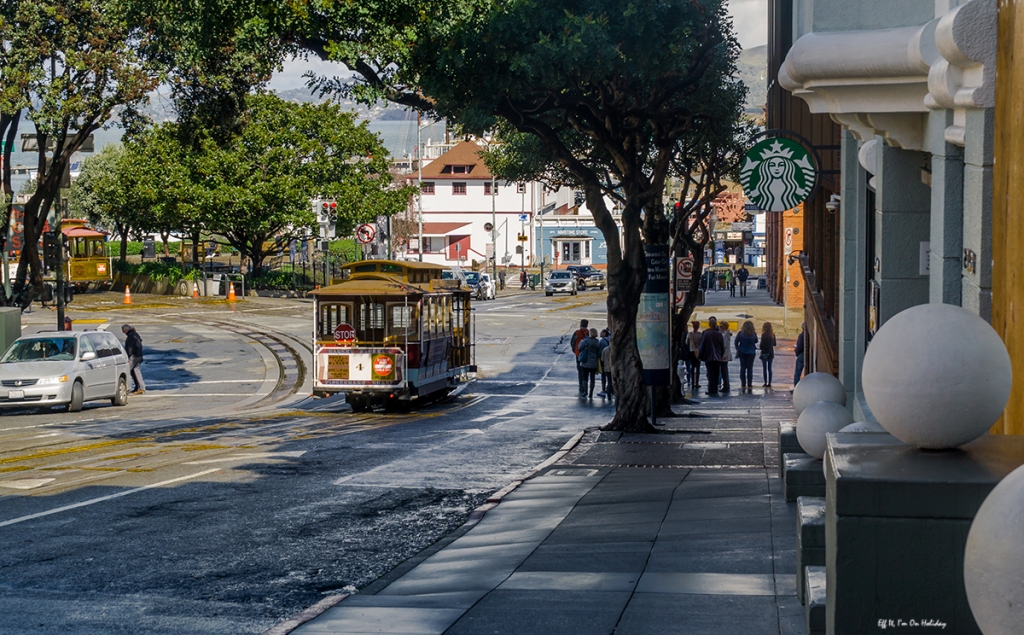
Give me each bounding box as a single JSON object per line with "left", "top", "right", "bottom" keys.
{"left": 961, "top": 108, "right": 994, "bottom": 321}
{"left": 874, "top": 138, "right": 931, "bottom": 324}
{"left": 838, "top": 130, "right": 867, "bottom": 407}
{"left": 927, "top": 110, "right": 964, "bottom": 305}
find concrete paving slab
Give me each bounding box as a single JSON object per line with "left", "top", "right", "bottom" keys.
{"left": 518, "top": 544, "right": 653, "bottom": 573}
{"left": 544, "top": 521, "right": 664, "bottom": 544}
{"left": 375, "top": 570, "right": 513, "bottom": 596}
{"left": 340, "top": 591, "right": 486, "bottom": 609}
{"left": 636, "top": 572, "right": 777, "bottom": 596}
{"left": 445, "top": 590, "right": 629, "bottom": 635}
{"left": 657, "top": 516, "right": 774, "bottom": 538}
{"left": 664, "top": 497, "right": 772, "bottom": 521}
{"left": 672, "top": 479, "right": 771, "bottom": 500}
{"left": 498, "top": 571, "right": 639, "bottom": 592}
{"left": 290, "top": 606, "right": 465, "bottom": 634}
{"left": 443, "top": 527, "right": 554, "bottom": 548}
{"left": 421, "top": 541, "right": 538, "bottom": 563}
{"left": 615, "top": 593, "right": 780, "bottom": 635}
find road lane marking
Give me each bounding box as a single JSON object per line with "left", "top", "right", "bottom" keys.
{"left": 0, "top": 438, "right": 144, "bottom": 465}
{"left": 0, "top": 469, "right": 221, "bottom": 528}
{"left": 183, "top": 451, "right": 306, "bottom": 465}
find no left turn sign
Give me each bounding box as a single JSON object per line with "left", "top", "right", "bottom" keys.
{"left": 357, "top": 224, "right": 376, "bottom": 244}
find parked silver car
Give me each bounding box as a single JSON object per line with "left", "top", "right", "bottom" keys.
{"left": 0, "top": 331, "right": 131, "bottom": 412}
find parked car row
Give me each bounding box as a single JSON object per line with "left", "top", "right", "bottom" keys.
{"left": 544, "top": 267, "right": 606, "bottom": 296}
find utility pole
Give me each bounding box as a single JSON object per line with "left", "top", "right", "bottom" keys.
{"left": 491, "top": 173, "right": 497, "bottom": 283}
{"left": 55, "top": 198, "right": 65, "bottom": 330}
{"left": 417, "top": 115, "right": 424, "bottom": 262}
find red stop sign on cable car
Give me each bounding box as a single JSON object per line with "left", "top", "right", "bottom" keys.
{"left": 373, "top": 355, "right": 394, "bottom": 376}
{"left": 333, "top": 322, "right": 356, "bottom": 343}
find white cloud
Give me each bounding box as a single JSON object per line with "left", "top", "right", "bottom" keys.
{"left": 728, "top": 0, "right": 768, "bottom": 49}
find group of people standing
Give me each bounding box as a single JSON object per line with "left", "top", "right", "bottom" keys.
{"left": 571, "top": 319, "right": 613, "bottom": 399}
{"left": 681, "top": 318, "right": 777, "bottom": 395}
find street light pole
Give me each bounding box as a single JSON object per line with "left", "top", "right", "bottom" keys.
{"left": 491, "top": 173, "right": 497, "bottom": 283}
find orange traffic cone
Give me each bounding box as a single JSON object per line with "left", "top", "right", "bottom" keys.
{"left": 123, "top": 286, "right": 133, "bottom": 305}
{"left": 192, "top": 281, "right": 199, "bottom": 299}
{"left": 227, "top": 283, "right": 236, "bottom": 302}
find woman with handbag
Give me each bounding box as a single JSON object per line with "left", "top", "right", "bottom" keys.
{"left": 760, "top": 322, "right": 777, "bottom": 387}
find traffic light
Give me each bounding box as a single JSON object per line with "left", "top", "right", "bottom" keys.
{"left": 328, "top": 201, "right": 338, "bottom": 221}
{"left": 43, "top": 232, "right": 59, "bottom": 270}
{"left": 319, "top": 201, "right": 330, "bottom": 224}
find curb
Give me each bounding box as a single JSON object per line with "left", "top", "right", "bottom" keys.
{"left": 263, "top": 429, "right": 591, "bottom": 635}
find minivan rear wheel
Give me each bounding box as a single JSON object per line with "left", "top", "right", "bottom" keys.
{"left": 67, "top": 381, "right": 84, "bottom": 413}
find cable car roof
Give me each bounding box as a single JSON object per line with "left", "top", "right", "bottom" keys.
{"left": 62, "top": 226, "right": 106, "bottom": 238}
{"left": 310, "top": 275, "right": 435, "bottom": 297}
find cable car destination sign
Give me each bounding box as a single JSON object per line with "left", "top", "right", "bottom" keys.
{"left": 740, "top": 137, "right": 818, "bottom": 212}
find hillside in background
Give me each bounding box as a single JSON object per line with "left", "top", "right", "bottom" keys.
{"left": 737, "top": 45, "right": 767, "bottom": 112}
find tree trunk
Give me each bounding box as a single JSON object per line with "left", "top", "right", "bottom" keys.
{"left": 190, "top": 228, "right": 201, "bottom": 271}
{"left": 117, "top": 222, "right": 130, "bottom": 263}
{"left": 161, "top": 232, "right": 171, "bottom": 256}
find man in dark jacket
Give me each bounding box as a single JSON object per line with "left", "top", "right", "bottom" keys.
{"left": 793, "top": 323, "right": 805, "bottom": 387}
{"left": 122, "top": 324, "right": 145, "bottom": 394}
{"left": 698, "top": 317, "right": 725, "bottom": 395}
{"left": 737, "top": 265, "right": 750, "bottom": 297}
{"left": 570, "top": 319, "right": 590, "bottom": 396}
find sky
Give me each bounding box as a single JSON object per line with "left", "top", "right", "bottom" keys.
{"left": 268, "top": 0, "right": 768, "bottom": 92}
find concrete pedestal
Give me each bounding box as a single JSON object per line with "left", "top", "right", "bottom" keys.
{"left": 805, "top": 566, "right": 826, "bottom": 635}
{"left": 797, "top": 496, "right": 825, "bottom": 604}
{"left": 825, "top": 432, "right": 1024, "bottom": 635}
{"left": 783, "top": 453, "right": 823, "bottom": 502}
{"left": 779, "top": 421, "right": 802, "bottom": 477}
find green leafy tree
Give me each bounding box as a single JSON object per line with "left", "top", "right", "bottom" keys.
{"left": 402, "top": 0, "right": 746, "bottom": 430}
{"left": 196, "top": 93, "right": 411, "bottom": 273}
{"left": 67, "top": 144, "right": 149, "bottom": 262}
{"left": 0, "top": 0, "right": 159, "bottom": 306}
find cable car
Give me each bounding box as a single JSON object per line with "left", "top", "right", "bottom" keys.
{"left": 61, "top": 219, "right": 112, "bottom": 285}
{"left": 310, "top": 260, "right": 475, "bottom": 411}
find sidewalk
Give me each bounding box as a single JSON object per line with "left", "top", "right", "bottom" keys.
{"left": 286, "top": 388, "right": 801, "bottom": 635}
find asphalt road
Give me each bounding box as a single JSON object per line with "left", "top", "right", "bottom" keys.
{"left": 0, "top": 289, "right": 612, "bottom": 634}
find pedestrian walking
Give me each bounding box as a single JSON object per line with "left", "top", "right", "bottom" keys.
{"left": 577, "top": 328, "right": 601, "bottom": 399}
{"left": 571, "top": 319, "right": 590, "bottom": 397}
{"left": 735, "top": 320, "right": 758, "bottom": 390}
{"left": 520, "top": 268, "right": 528, "bottom": 289}
{"left": 686, "top": 320, "right": 703, "bottom": 388}
{"left": 121, "top": 323, "right": 145, "bottom": 395}
{"left": 729, "top": 267, "right": 737, "bottom": 297}
{"left": 738, "top": 265, "right": 750, "bottom": 297}
{"left": 760, "top": 322, "right": 777, "bottom": 387}
{"left": 697, "top": 317, "right": 725, "bottom": 395}
{"left": 793, "top": 323, "right": 806, "bottom": 386}
{"left": 720, "top": 322, "right": 734, "bottom": 392}
{"left": 598, "top": 329, "right": 612, "bottom": 397}
{"left": 498, "top": 268, "right": 506, "bottom": 291}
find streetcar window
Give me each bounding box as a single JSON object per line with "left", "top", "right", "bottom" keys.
{"left": 354, "top": 264, "right": 377, "bottom": 273}
{"left": 388, "top": 304, "right": 419, "bottom": 339}
{"left": 360, "top": 302, "right": 385, "bottom": 330}
{"left": 381, "top": 263, "right": 403, "bottom": 273}
{"left": 319, "top": 303, "right": 351, "bottom": 338}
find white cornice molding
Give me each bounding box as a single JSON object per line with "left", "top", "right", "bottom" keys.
{"left": 779, "top": 0, "right": 995, "bottom": 150}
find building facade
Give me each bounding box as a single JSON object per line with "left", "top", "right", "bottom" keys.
{"left": 774, "top": 0, "right": 999, "bottom": 417}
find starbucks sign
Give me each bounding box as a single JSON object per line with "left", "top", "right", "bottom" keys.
{"left": 740, "top": 137, "right": 817, "bottom": 212}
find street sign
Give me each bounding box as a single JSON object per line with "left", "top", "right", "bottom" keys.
{"left": 676, "top": 256, "right": 694, "bottom": 281}
{"left": 333, "top": 322, "right": 356, "bottom": 343}
{"left": 726, "top": 231, "right": 744, "bottom": 240}
{"left": 356, "top": 224, "right": 376, "bottom": 244}
{"left": 784, "top": 227, "right": 794, "bottom": 255}
{"left": 519, "top": 214, "right": 528, "bottom": 222}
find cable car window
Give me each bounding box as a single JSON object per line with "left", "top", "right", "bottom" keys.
{"left": 360, "top": 302, "right": 385, "bottom": 330}
{"left": 388, "top": 304, "right": 419, "bottom": 339}
{"left": 319, "top": 303, "right": 351, "bottom": 338}
{"left": 90, "top": 240, "right": 106, "bottom": 257}
{"left": 381, "top": 264, "right": 403, "bottom": 273}
{"left": 354, "top": 264, "right": 377, "bottom": 273}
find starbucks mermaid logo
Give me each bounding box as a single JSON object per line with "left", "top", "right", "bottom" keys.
{"left": 740, "top": 138, "right": 817, "bottom": 212}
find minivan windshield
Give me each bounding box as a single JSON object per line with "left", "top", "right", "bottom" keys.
{"left": 464, "top": 272, "right": 480, "bottom": 284}
{"left": 1, "top": 337, "right": 78, "bottom": 362}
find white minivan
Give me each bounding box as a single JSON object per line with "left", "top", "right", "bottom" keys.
{"left": 0, "top": 331, "right": 132, "bottom": 412}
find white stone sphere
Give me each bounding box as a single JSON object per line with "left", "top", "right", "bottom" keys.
{"left": 862, "top": 303, "right": 1011, "bottom": 449}
{"left": 792, "top": 372, "right": 847, "bottom": 414}
{"left": 796, "top": 401, "right": 855, "bottom": 460}
{"left": 964, "top": 464, "right": 1024, "bottom": 635}
{"left": 839, "top": 421, "right": 887, "bottom": 433}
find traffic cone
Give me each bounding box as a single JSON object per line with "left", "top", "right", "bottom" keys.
{"left": 123, "top": 286, "right": 133, "bottom": 305}
{"left": 192, "top": 281, "right": 199, "bottom": 299}
{"left": 228, "top": 283, "right": 236, "bottom": 302}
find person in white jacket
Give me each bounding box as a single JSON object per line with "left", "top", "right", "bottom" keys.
{"left": 720, "top": 323, "right": 734, "bottom": 392}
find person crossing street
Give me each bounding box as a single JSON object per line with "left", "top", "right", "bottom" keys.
{"left": 121, "top": 324, "right": 145, "bottom": 395}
